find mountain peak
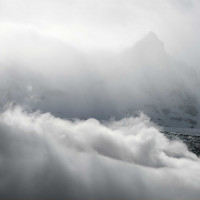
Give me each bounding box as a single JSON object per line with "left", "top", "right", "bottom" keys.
{"left": 145, "top": 31, "right": 160, "bottom": 41}
{"left": 136, "top": 32, "right": 164, "bottom": 51}
{"left": 129, "top": 32, "right": 168, "bottom": 67}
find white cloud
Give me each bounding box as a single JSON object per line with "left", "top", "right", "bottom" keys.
{"left": 0, "top": 106, "right": 199, "bottom": 199}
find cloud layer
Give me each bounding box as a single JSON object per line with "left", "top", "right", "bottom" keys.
{"left": 0, "top": 29, "right": 200, "bottom": 127}
{"left": 0, "top": 107, "right": 199, "bottom": 199}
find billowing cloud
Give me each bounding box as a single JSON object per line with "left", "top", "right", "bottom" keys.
{"left": 0, "top": 106, "right": 199, "bottom": 200}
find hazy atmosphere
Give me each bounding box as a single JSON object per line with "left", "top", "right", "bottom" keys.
{"left": 0, "top": 0, "right": 200, "bottom": 199}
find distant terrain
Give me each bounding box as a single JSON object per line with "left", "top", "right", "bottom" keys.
{"left": 164, "top": 131, "right": 200, "bottom": 156}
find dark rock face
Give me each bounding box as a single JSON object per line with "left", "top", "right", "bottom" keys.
{"left": 164, "top": 132, "right": 200, "bottom": 156}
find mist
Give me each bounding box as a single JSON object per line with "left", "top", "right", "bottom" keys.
{"left": 0, "top": 0, "right": 200, "bottom": 199}
{"left": 0, "top": 28, "right": 200, "bottom": 127}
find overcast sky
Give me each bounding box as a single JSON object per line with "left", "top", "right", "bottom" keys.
{"left": 0, "top": 0, "right": 200, "bottom": 65}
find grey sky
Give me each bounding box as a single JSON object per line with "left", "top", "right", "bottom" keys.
{"left": 0, "top": 0, "right": 200, "bottom": 65}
